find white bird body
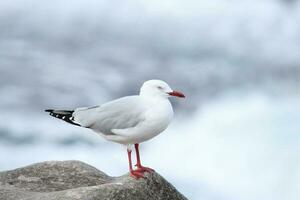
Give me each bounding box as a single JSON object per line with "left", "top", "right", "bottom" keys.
{"left": 73, "top": 95, "right": 174, "bottom": 144}
{"left": 45, "top": 80, "right": 184, "bottom": 178}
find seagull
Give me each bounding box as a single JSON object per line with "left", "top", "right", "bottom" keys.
{"left": 45, "top": 80, "right": 185, "bottom": 178}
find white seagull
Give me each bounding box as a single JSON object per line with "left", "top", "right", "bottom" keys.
{"left": 45, "top": 80, "right": 185, "bottom": 178}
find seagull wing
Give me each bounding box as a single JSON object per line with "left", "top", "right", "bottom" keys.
{"left": 73, "top": 96, "right": 146, "bottom": 135}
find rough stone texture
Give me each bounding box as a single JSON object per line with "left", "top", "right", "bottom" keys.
{"left": 0, "top": 161, "right": 188, "bottom": 200}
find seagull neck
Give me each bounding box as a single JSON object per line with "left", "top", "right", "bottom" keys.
{"left": 139, "top": 93, "right": 168, "bottom": 103}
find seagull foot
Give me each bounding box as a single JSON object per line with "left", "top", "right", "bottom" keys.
{"left": 130, "top": 170, "right": 145, "bottom": 179}
{"left": 135, "top": 165, "right": 155, "bottom": 173}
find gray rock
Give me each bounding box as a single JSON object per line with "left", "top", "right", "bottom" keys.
{"left": 0, "top": 161, "right": 188, "bottom": 200}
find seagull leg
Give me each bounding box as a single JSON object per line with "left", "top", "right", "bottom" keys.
{"left": 127, "top": 148, "right": 144, "bottom": 179}
{"left": 134, "top": 143, "right": 155, "bottom": 173}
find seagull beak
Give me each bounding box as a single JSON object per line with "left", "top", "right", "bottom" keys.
{"left": 167, "top": 90, "right": 185, "bottom": 98}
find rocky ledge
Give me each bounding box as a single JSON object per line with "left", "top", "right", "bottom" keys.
{"left": 0, "top": 160, "right": 187, "bottom": 200}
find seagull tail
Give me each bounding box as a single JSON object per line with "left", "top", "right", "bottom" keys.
{"left": 45, "top": 109, "right": 81, "bottom": 127}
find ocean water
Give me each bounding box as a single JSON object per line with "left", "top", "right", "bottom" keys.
{"left": 1, "top": 0, "right": 300, "bottom": 199}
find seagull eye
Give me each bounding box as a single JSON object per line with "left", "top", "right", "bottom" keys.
{"left": 157, "top": 86, "right": 163, "bottom": 90}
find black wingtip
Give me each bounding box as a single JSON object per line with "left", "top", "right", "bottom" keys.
{"left": 45, "top": 109, "right": 54, "bottom": 112}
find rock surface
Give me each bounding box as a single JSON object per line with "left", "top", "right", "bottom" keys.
{"left": 0, "top": 161, "right": 187, "bottom": 200}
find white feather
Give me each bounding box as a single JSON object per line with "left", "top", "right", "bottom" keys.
{"left": 72, "top": 80, "right": 176, "bottom": 145}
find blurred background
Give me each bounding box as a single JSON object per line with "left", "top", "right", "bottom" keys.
{"left": 0, "top": 0, "right": 300, "bottom": 199}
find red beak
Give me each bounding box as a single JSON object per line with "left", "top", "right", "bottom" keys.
{"left": 167, "top": 90, "right": 185, "bottom": 98}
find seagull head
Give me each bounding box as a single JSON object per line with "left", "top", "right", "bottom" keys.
{"left": 140, "top": 80, "right": 185, "bottom": 99}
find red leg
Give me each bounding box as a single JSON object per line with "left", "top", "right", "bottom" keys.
{"left": 127, "top": 148, "right": 144, "bottom": 179}
{"left": 134, "top": 143, "right": 155, "bottom": 173}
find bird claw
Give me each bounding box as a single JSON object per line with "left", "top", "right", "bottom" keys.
{"left": 135, "top": 165, "right": 155, "bottom": 173}
{"left": 130, "top": 170, "right": 145, "bottom": 179}
{"left": 130, "top": 165, "right": 155, "bottom": 179}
